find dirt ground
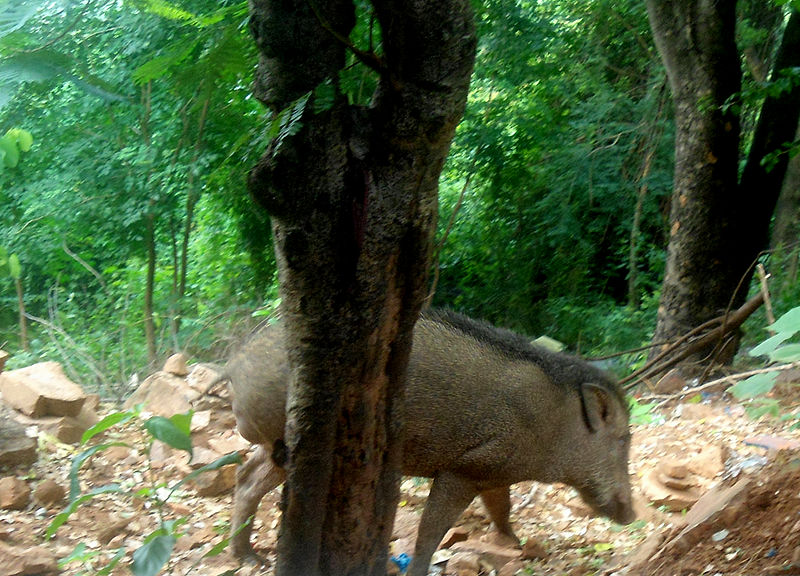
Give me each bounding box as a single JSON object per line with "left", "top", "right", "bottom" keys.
{"left": 2, "top": 379, "right": 800, "bottom": 576}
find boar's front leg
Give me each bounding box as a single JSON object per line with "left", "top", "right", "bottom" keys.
{"left": 479, "top": 486, "right": 518, "bottom": 545}
{"left": 408, "top": 472, "right": 477, "bottom": 576}
{"left": 231, "top": 444, "right": 286, "bottom": 561}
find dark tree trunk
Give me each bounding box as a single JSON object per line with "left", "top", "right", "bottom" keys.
{"left": 646, "top": 0, "right": 743, "bottom": 357}
{"left": 246, "top": 1, "right": 475, "bottom": 575}
{"left": 647, "top": 3, "right": 800, "bottom": 364}
{"left": 771, "top": 122, "right": 800, "bottom": 252}
{"left": 740, "top": 9, "right": 800, "bottom": 255}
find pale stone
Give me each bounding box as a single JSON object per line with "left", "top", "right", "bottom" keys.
{"left": 0, "top": 361, "right": 86, "bottom": 417}
{"left": 164, "top": 353, "right": 189, "bottom": 376}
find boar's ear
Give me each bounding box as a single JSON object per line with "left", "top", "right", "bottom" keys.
{"left": 580, "top": 383, "right": 614, "bottom": 433}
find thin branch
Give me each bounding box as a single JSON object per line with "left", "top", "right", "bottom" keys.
{"left": 306, "top": 0, "right": 386, "bottom": 74}
{"left": 62, "top": 239, "right": 108, "bottom": 292}
{"left": 639, "top": 361, "right": 800, "bottom": 403}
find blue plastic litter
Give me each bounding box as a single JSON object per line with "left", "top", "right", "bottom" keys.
{"left": 391, "top": 553, "right": 411, "bottom": 573}
{"left": 766, "top": 548, "right": 778, "bottom": 558}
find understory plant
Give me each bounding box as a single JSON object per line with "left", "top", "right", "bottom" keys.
{"left": 46, "top": 406, "right": 242, "bottom": 576}
{"left": 729, "top": 306, "right": 800, "bottom": 427}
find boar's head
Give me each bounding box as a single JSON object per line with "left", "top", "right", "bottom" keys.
{"left": 563, "top": 380, "right": 636, "bottom": 525}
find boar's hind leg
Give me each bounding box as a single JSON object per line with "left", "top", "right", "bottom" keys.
{"left": 231, "top": 444, "right": 286, "bottom": 561}
{"left": 479, "top": 486, "right": 518, "bottom": 544}
{"left": 408, "top": 473, "right": 477, "bottom": 576}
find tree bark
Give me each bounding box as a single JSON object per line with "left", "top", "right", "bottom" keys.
{"left": 646, "top": 0, "right": 743, "bottom": 358}
{"left": 246, "top": 1, "right": 475, "bottom": 575}
{"left": 647, "top": 3, "right": 800, "bottom": 365}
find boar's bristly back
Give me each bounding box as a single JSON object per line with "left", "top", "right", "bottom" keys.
{"left": 421, "top": 309, "right": 627, "bottom": 412}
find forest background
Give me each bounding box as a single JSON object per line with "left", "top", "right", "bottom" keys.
{"left": 1, "top": 0, "right": 799, "bottom": 400}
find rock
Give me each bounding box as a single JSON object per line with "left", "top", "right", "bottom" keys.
{"left": 189, "top": 446, "right": 223, "bottom": 469}
{"left": 0, "top": 361, "right": 86, "bottom": 417}
{"left": 665, "top": 477, "right": 751, "bottom": 554}
{"left": 190, "top": 463, "right": 237, "bottom": 497}
{"left": 642, "top": 467, "right": 700, "bottom": 512}
{"left": 659, "top": 458, "right": 689, "bottom": 479}
{"left": 84, "top": 393, "right": 101, "bottom": 411}
{"left": 124, "top": 371, "right": 200, "bottom": 417}
{"left": 687, "top": 444, "right": 727, "bottom": 479}
{"left": 191, "top": 410, "right": 212, "bottom": 431}
{"left": 445, "top": 551, "right": 481, "bottom": 576}
{"left": 0, "top": 350, "right": 8, "bottom": 373}
{"left": 655, "top": 369, "right": 687, "bottom": 394}
{"left": 680, "top": 402, "right": 717, "bottom": 421}
{"left": 497, "top": 559, "right": 527, "bottom": 576}
{"left": 187, "top": 363, "right": 224, "bottom": 394}
{"left": 450, "top": 537, "right": 522, "bottom": 571}
{"left": 164, "top": 353, "right": 189, "bottom": 376}
{"left": 149, "top": 440, "right": 174, "bottom": 469}
{"left": 441, "top": 526, "right": 470, "bottom": 548}
{"left": 207, "top": 432, "right": 250, "bottom": 456}
{"left": 33, "top": 479, "right": 65, "bottom": 507}
{"left": 0, "top": 476, "right": 30, "bottom": 510}
{"left": 0, "top": 541, "right": 58, "bottom": 575}
{"left": 521, "top": 538, "right": 548, "bottom": 560}
{"left": 98, "top": 516, "right": 131, "bottom": 545}
{"left": 0, "top": 404, "right": 37, "bottom": 468}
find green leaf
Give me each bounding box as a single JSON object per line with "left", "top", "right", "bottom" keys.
{"left": 131, "top": 531, "right": 176, "bottom": 576}
{"left": 144, "top": 416, "right": 193, "bottom": 455}
{"left": 6, "top": 128, "right": 32, "bottom": 151}
{"left": 744, "top": 397, "right": 781, "bottom": 420}
{"left": 750, "top": 331, "right": 795, "bottom": 357}
{"left": 0, "top": 135, "right": 19, "bottom": 167}
{"left": 95, "top": 547, "right": 126, "bottom": 575}
{"left": 770, "top": 307, "right": 800, "bottom": 335}
{"left": 169, "top": 411, "right": 193, "bottom": 436}
{"left": 769, "top": 343, "right": 800, "bottom": 363}
{"left": 8, "top": 254, "right": 20, "bottom": 279}
{"left": 69, "top": 443, "right": 129, "bottom": 501}
{"left": 81, "top": 409, "right": 138, "bottom": 445}
{"left": 728, "top": 372, "right": 777, "bottom": 400}
{"left": 47, "top": 484, "right": 122, "bottom": 538}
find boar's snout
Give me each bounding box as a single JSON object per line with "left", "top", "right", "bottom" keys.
{"left": 600, "top": 492, "right": 636, "bottom": 525}
{"left": 579, "top": 484, "right": 636, "bottom": 525}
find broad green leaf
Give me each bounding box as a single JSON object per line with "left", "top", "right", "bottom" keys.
{"left": 769, "top": 343, "right": 800, "bottom": 363}
{"left": 81, "top": 409, "right": 137, "bottom": 445}
{"left": 0, "top": 135, "right": 18, "bottom": 167}
{"left": 47, "top": 484, "right": 121, "bottom": 538}
{"left": 8, "top": 254, "right": 20, "bottom": 279}
{"left": 728, "top": 372, "right": 777, "bottom": 400}
{"left": 770, "top": 307, "right": 800, "bottom": 335}
{"left": 750, "top": 331, "right": 795, "bottom": 357}
{"left": 744, "top": 397, "right": 781, "bottom": 420}
{"left": 131, "top": 531, "right": 176, "bottom": 576}
{"left": 144, "top": 416, "right": 193, "bottom": 455}
{"left": 169, "top": 411, "right": 193, "bottom": 436}
{"left": 6, "top": 128, "right": 32, "bottom": 151}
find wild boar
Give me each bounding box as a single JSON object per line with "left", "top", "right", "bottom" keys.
{"left": 224, "top": 310, "right": 634, "bottom": 576}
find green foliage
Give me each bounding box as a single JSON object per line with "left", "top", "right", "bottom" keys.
{"left": 49, "top": 406, "right": 243, "bottom": 575}
{"left": 628, "top": 396, "right": 659, "bottom": 426}
{"left": 0, "top": 127, "right": 32, "bottom": 170}
{"left": 732, "top": 306, "right": 800, "bottom": 423}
